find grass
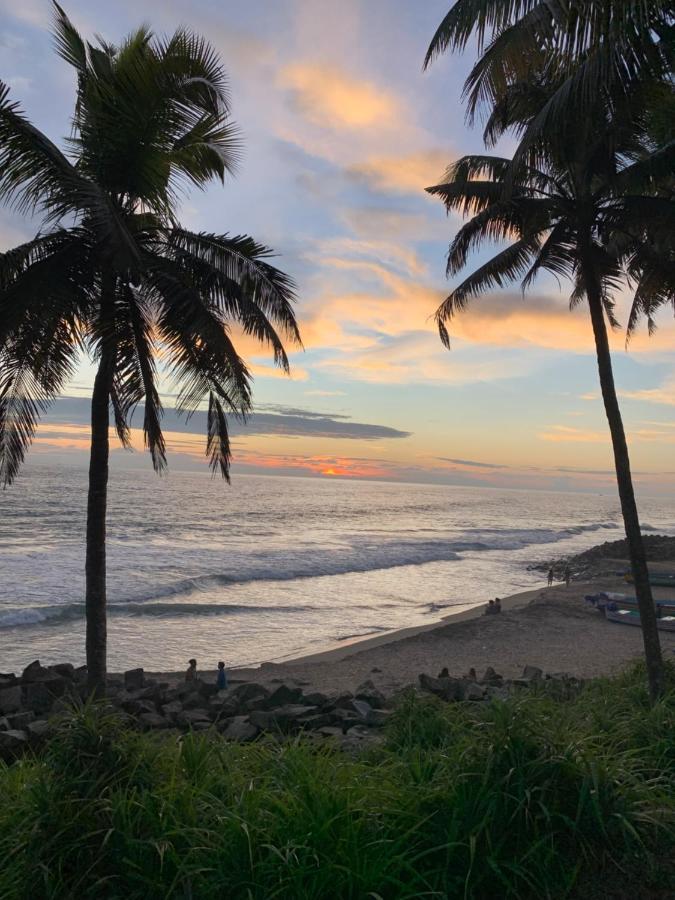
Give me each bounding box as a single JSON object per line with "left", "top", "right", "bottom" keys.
{"left": 0, "top": 663, "right": 673, "bottom": 899}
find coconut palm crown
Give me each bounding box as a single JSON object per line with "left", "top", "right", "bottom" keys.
{"left": 0, "top": 5, "right": 301, "bottom": 690}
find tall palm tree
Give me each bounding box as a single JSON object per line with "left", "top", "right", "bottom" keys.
{"left": 0, "top": 5, "right": 301, "bottom": 693}
{"left": 426, "top": 79, "right": 671, "bottom": 699}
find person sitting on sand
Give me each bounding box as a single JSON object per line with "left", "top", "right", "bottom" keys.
{"left": 547, "top": 567, "right": 554, "bottom": 587}
{"left": 185, "top": 658, "right": 197, "bottom": 682}
{"left": 216, "top": 660, "right": 228, "bottom": 690}
{"left": 494, "top": 597, "right": 502, "bottom": 614}
{"left": 485, "top": 599, "right": 496, "bottom": 615}
{"left": 438, "top": 666, "right": 450, "bottom": 678}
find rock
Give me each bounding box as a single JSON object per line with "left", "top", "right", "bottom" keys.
{"left": 480, "top": 667, "right": 503, "bottom": 686}
{"left": 330, "top": 692, "right": 355, "bottom": 710}
{"left": 125, "top": 700, "right": 158, "bottom": 717}
{"left": 182, "top": 692, "right": 206, "bottom": 710}
{"left": 371, "top": 667, "right": 382, "bottom": 673}
{"left": 138, "top": 713, "right": 170, "bottom": 730}
{"left": 22, "top": 673, "right": 68, "bottom": 714}
{"left": 74, "top": 665, "right": 88, "bottom": 684}
{"left": 354, "top": 680, "right": 386, "bottom": 710}
{"left": 317, "top": 726, "right": 343, "bottom": 738}
{"left": 294, "top": 712, "right": 335, "bottom": 730}
{"left": 0, "top": 674, "right": 18, "bottom": 689}
{"left": 8, "top": 711, "right": 35, "bottom": 730}
{"left": 231, "top": 682, "right": 270, "bottom": 704}
{"left": 352, "top": 699, "right": 374, "bottom": 722}
{"left": 0, "top": 729, "right": 28, "bottom": 759}
{"left": 463, "top": 683, "right": 486, "bottom": 701}
{"left": 332, "top": 708, "right": 363, "bottom": 732}
{"left": 303, "top": 691, "right": 330, "bottom": 708}
{"left": 176, "top": 709, "right": 212, "bottom": 729}
{"left": 26, "top": 719, "right": 51, "bottom": 745}
{"left": 418, "top": 673, "right": 463, "bottom": 702}
{"left": 161, "top": 700, "right": 183, "bottom": 720}
{"left": 522, "top": 665, "right": 543, "bottom": 681}
{"left": 249, "top": 704, "right": 318, "bottom": 733}
{"left": 368, "top": 709, "right": 392, "bottom": 727}
{"left": 265, "top": 683, "right": 304, "bottom": 708}
{"left": 0, "top": 717, "right": 10, "bottom": 731}
{"left": 49, "top": 663, "right": 75, "bottom": 680}
{"left": 219, "top": 716, "right": 259, "bottom": 742}
{"left": 485, "top": 685, "right": 511, "bottom": 702}
{"left": 197, "top": 682, "right": 218, "bottom": 699}
{"left": 22, "top": 660, "right": 52, "bottom": 682}
{"left": 0, "top": 685, "right": 22, "bottom": 715}
{"left": 124, "top": 668, "right": 145, "bottom": 691}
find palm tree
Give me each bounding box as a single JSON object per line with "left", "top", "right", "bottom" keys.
{"left": 426, "top": 79, "right": 671, "bottom": 699}
{"left": 0, "top": 5, "right": 301, "bottom": 693}
{"left": 424, "top": 0, "right": 674, "bottom": 164}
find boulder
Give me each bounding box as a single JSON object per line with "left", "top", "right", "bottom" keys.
{"left": 249, "top": 704, "right": 318, "bottom": 733}
{"left": 230, "top": 682, "right": 269, "bottom": 704}
{"left": 23, "top": 674, "right": 68, "bottom": 714}
{"left": 294, "top": 712, "right": 335, "bottom": 730}
{"left": 161, "top": 700, "right": 183, "bottom": 720}
{"left": 522, "top": 665, "right": 543, "bottom": 681}
{"left": 0, "top": 729, "right": 28, "bottom": 760}
{"left": 49, "top": 663, "right": 75, "bottom": 680}
{"left": 124, "top": 668, "right": 145, "bottom": 691}
{"left": 176, "top": 709, "right": 212, "bottom": 729}
{"left": 181, "top": 692, "right": 206, "bottom": 710}
{"left": 26, "top": 720, "right": 51, "bottom": 746}
{"left": 418, "top": 673, "right": 463, "bottom": 702}
{"left": 219, "top": 716, "right": 259, "bottom": 742}
{"left": 74, "top": 665, "right": 88, "bottom": 685}
{"left": 22, "top": 660, "right": 52, "bottom": 682}
{"left": 330, "top": 692, "right": 356, "bottom": 710}
{"left": 125, "top": 700, "right": 158, "bottom": 717}
{"left": 138, "top": 713, "right": 170, "bottom": 730}
{"left": 8, "top": 711, "right": 35, "bottom": 730}
{"left": 0, "top": 717, "right": 10, "bottom": 731}
{"left": 354, "top": 680, "right": 386, "bottom": 710}
{"left": 463, "top": 683, "right": 486, "bottom": 701}
{"left": 265, "top": 683, "right": 304, "bottom": 708}
{"left": 0, "top": 674, "right": 17, "bottom": 689}
{"left": 303, "top": 691, "right": 330, "bottom": 707}
{"left": 316, "top": 726, "right": 343, "bottom": 738}
{"left": 0, "top": 685, "right": 22, "bottom": 715}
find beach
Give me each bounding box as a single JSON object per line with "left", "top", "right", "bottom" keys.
{"left": 151, "top": 558, "right": 675, "bottom": 695}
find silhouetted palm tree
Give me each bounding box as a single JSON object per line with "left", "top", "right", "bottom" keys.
{"left": 427, "top": 80, "right": 671, "bottom": 699}
{"left": 0, "top": 5, "right": 301, "bottom": 693}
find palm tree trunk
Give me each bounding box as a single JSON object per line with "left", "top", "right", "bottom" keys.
{"left": 85, "top": 353, "right": 112, "bottom": 695}
{"left": 583, "top": 259, "right": 664, "bottom": 701}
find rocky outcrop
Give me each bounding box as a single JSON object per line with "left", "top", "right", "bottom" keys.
{"left": 418, "top": 666, "right": 583, "bottom": 703}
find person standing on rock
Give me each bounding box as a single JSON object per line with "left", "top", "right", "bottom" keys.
{"left": 216, "top": 661, "right": 228, "bottom": 690}
{"left": 185, "top": 659, "right": 197, "bottom": 682}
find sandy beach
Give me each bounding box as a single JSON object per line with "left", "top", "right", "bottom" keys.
{"left": 152, "top": 558, "right": 675, "bottom": 695}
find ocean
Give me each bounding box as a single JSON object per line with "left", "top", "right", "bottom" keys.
{"left": 2, "top": 465, "right": 674, "bottom": 673}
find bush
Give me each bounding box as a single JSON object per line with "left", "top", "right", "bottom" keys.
{"left": 0, "top": 664, "right": 673, "bottom": 899}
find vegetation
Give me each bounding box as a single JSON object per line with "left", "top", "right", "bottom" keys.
{"left": 0, "top": 664, "right": 673, "bottom": 899}
{"left": 425, "top": 2, "right": 674, "bottom": 700}
{"left": 0, "top": 5, "right": 301, "bottom": 693}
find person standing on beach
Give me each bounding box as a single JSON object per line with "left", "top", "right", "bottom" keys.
{"left": 547, "top": 567, "right": 554, "bottom": 587}
{"left": 216, "top": 661, "right": 228, "bottom": 690}
{"left": 185, "top": 659, "right": 197, "bottom": 682}
{"left": 564, "top": 566, "right": 571, "bottom": 588}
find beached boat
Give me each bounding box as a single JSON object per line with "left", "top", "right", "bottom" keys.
{"left": 623, "top": 573, "right": 675, "bottom": 587}
{"left": 604, "top": 604, "right": 675, "bottom": 632}
{"left": 585, "top": 592, "right": 675, "bottom": 614}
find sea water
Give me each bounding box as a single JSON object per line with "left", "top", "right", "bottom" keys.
{"left": 1, "top": 464, "right": 674, "bottom": 672}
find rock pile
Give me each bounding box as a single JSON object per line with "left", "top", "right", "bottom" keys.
{"left": 418, "top": 665, "right": 583, "bottom": 703}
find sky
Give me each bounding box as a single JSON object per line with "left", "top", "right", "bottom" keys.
{"left": 1, "top": 0, "right": 674, "bottom": 495}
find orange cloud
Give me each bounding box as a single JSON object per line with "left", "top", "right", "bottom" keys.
{"left": 538, "top": 426, "right": 609, "bottom": 443}
{"left": 620, "top": 376, "right": 675, "bottom": 407}
{"left": 346, "top": 149, "right": 450, "bottom": 194}
{"left": 278, "top": 62, "right": 399, "bottom": 130}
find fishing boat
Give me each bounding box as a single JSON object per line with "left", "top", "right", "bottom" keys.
{"left": 585, "top": 592, "right": 675, "bottom": 614}
{"left": 604, "top": 601, "right": 675, "bottom": 632}
{"left": 623, "top": 572, "right": 675, "bottom": 587}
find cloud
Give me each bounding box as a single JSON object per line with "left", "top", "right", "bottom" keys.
{"left": 436, "top": 457, "right": 508, "bottom": 470}
{"left": 304, "top": 389, "right": 346, "bottom": 397}
{"left": 620, "top": 375, "right": 675, "bottom": 407}
{"left": 278, "top": 62, "right": 399, "bottom": 131}
{"left": 40, "top": 397, "right": 412, "bottom": 442}
{"left": 538, "top": 426, "right": 609, "bottom": 443}
{"left": 346, "top": 149, "right": 450, "bottom": 195}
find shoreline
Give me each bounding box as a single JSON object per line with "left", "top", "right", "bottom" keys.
{"left": 147, "top": 559, "right": 675, "bottom": 693}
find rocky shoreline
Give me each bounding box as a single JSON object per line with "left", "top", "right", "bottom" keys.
{"left": 0, "top": 657, "right": 584, "bottom": 761}
{"left": 529, "top": 533, "right": 675, "bottom": 581}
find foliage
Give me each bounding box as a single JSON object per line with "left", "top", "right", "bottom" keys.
{"left": 1, "top": 665, "right": 673, "bottom": 899}
{"left": 0, "top": 3, "right": 301, "bottom": 486}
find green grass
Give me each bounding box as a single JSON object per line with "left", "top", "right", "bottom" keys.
{"left": 1, "top": 664, "right": 673, "bottom": 899}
